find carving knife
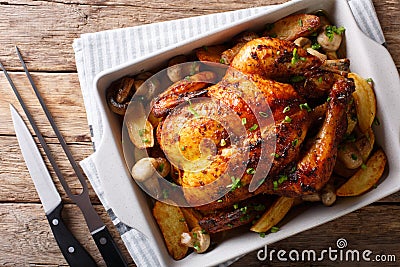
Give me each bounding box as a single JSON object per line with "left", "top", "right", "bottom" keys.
{"left": 2, "top": 50, "right": 128, "bottom": 267}
{"left": 10, "top": 104, "right": 98, "bottom": 267}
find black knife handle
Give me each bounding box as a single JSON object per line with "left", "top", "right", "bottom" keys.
{"left": 46, "top": 203, "right": 98, "bottom": 267}
{"left": 92, "top": 226, "right": 129, "bottom": 267}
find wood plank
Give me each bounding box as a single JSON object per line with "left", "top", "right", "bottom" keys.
{"left": 0, "top": 203, "right": 133, "bottom": 267}
{"left": 0, "top": 0, "right": 287, "bottom": 72}
{"left": 1, "top": 203, "right": 399, "bottom": 266}
{"left": 232, "top": 204, "right": 400, "bottom": 266}
{"left": 0, "top": 135, "right": 99, "bottom": 203}
{"left": 0, "top": 72, "right": 91, "bottom": 143}
{"left": 0, "top": 0, "right": 398, "bottom": 71}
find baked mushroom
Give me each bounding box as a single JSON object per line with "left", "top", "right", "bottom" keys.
{"left": 181, "top": 227, "right": 210, "bottom": 253}
{"left": 294, "top": 37, "right": 312, "bottom": 49}
{"left": 167, "top": 55, "right": 201, "bottom": 82}
{"left": 321, "top": 183, "right": 336, "bottom": 206}
{"left": 317, "top": 25, "right": 344, "bottom": 52}
{"left": 134, "top": 72, "right": 161, "bottom": 101}
{"left": 131, "top": 157, "right": 171, "bottom": 197}
{"left": 106, "top": 77, "right": 135, "bottom": 115}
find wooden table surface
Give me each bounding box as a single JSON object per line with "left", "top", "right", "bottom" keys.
{"left": 0, "top": 0, "right": 399, "bottom": 266}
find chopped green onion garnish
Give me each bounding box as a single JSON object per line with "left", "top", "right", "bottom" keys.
{"left": 283, "top": 106, "right": 291, "bottom": 113}
{"left": 361, "top": 163, "right": 367, "bottom": 170}
{"left": 138, "top": 128, "right": 146, "bottom": 137}
{"left": 278, "top": 175, "right": 288, "bottom": 184}
{"left": 273, "top": 181, "right": 278, "bottom": 190}
{"left": 327, "top": 96, "right": 332, "bottom": 102}
{"left": 233, "top": 203, "right": 239, "bottom": 209}
{"left": 219, "top": 58, "right": 226, "bottom": 64}
{"left": 284, "top": 116, "right": 292, "bottom": 123}
{"left": 271, "top": 152, "right": 280, "bottom": 158}
{"left": 312, "top": 43, "right": 321, "bottom": 50}
{"left": 325, "top": 25, "right": 345, "bottom": 41}
{"left": 249, "top": 124, "right": 259, "bottom": 131}
{"left": 259, "top": 232, "right": 266, "bottom": 238}
{"left": 188, "top": 106, "right": 200, "bottom": 118}
{"left": 246, "top": 168, "right": 256, "bottom": 175}
{"left": 292, "top": 138, "right": 298, "bottom": 146}
{"left": 179, "top": 218, "right": 186, "bottom": 222}
{"left": 181, "top": 146, "right": 186, "bottom": 151}
{"left": 271, "top": 226, "right": 280, "bottom": 233}
{"left": 318, "top": 76, "right": 323, "bottom": 83}
{"left": 242, "top": 118, "right": 247, "bottom": 125}
{"left": 299, "top": 103, "right": 312, "bottom": 112}
{"left": 240, "top": 206, "right": 248, "bottom": 214}
{"left": 291, "top": 48, "right": 299, "bottom": 65}
{"left": 366, "top": 78, "right": 374, "bottom": 83}
{"left": 227, "top": 176, "right": 242, "bottom": 191}
{"left": 259, "top": 111, "right": 269, "bottom": 118}
{"left": 298, "top": 19, "right": 303, "bottom": 27}
{"left": 217, "top": 199, "right": 223, "bottom": 203}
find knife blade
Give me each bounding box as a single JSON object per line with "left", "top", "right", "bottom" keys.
{"left": 10, "top": 104, "right": 98, "bottom": 267}
{"left": 2, "top": 50, "right": 128, "bottom": 267}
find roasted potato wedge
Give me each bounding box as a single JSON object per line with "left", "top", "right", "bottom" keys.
{"left": 125, "top": 101, "right": 154, "bottom": 149}
{"left": 250, "top": 196, "right": 294, "bottom": 233}
{"left": 349, "top": 73, "right": 377, "bottom": 133}
{"left": 153, "top": 201, "right": 189, "bottom": 260}
{"left": 263, "top": 14, "right": 320, "bottom": 41}
{"left": 196, "top": 45, "right": 228, "bottom": 63}
{"left": 181, "top": 207, "right": 202, "bottom": 229}
{"left": 355, "top": 127, "right": 375, "bottom": 162}
{"left": 336, "top": 149, "right": 387, "bottom": 197}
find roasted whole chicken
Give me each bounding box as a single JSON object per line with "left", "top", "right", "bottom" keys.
{"left": 152, "top": 36, "right": 354, "bottom": 231}
{"left": 102, "top": 13, "right": 386, "bottom": 259}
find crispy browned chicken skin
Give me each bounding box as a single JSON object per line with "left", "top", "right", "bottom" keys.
{"left": 154, "top": 37, "right": 354, "bottom": 212}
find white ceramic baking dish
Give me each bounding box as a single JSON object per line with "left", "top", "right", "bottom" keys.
{"left": 92, "top": 0, "right": 400, "bottom": 266}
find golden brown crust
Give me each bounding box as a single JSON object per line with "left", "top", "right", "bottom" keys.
{"left": 263, "top": 14, "right": 321, "bottom": 41}
{"left": 231, "top": 37, "right": 322, "bottom": 79}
